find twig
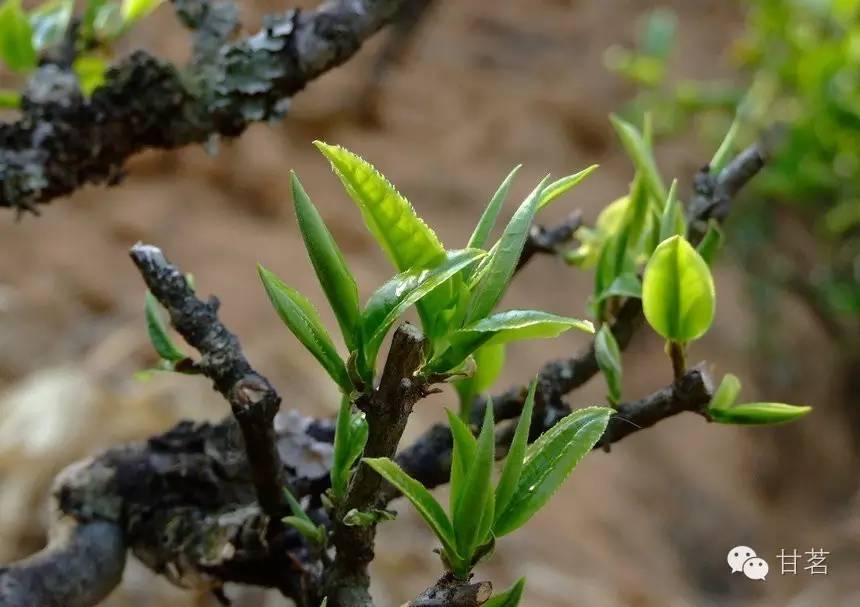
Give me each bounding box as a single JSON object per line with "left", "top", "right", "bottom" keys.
{"left": 325, "top": 324, "right": 430, "bottom": 607}
{"left": 0, "top": 0, "right": 407, "bottom": 213}
{"left": 129, "top": 244, "right": 289, "bottom": 522}
{"left": 0, "top": 518, "right": 125, "bottom": 607}
{"left": 516, "top": 210, "right": 583, "bottom": 271}
{"left": 407, "top": 572, "right": 493, "bottom": 607}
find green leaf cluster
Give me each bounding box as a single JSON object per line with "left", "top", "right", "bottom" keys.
{"left": 259, "top": 145, "right": 593, "bottom": 402}
{"left": 706, "top": 373, "right": 811, "bottom": 425}
{"left": 365, "top": 381, "right": 612, "bottom": 578}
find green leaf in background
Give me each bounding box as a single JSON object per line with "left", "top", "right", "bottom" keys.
{"left": 282, "top": 487, "right": 325, "bottom": 545}
{"left": 121, "top": 0, "right": 164, "bottom": 22}
{"left": 433, "top": 310, "right": 593, "bottom": 373}
{"left": 292, "top": 171, "right": 361, "bottom": 351}
{"left": 314, "top": 141, "right": 445, "bottom": 272}
{"left": 638, "top": 8, "right": 677, "bottom": 60}
{"left": 29, "top": 0, "right": 72, "bottom": 51}
{"left": 452, "top": 403, "right": 495, "bottom": 558}
{"left": 610, "top": 114, "right": 666, "bottom": 202}
{"left": 709, "top": 373, "right": 741, "bottom": 411}
{"left": 73, "top": 55, "right": 108, "bottom": 95}
{"left": 467, "top": 164, "right": 522, "bottom": 250}
{"left": 642, "top": 235, "right": 715, "bottom": 342}
{"left": 0, "top": 88, "right": 20, "bottom": 108}
{"left": 258, "top": 265, "right": 352, "bottom": 393}
{"left": 363, "top": 457, "right": 460, "bottom": 566}
{"left": 710, "top": 403, "right": 811, "bottom": 425}
{"left": 92, "top": 1, "right": 123, "bottom": 39}
{"left": 493, "top": 406, "right": 612, "bottom": 537}
{"left": 594, "top": 324, "right": 622, "bottom": 405}
{"left": 593, "top": 230, "right": 635, "bottom": 317}
{"left": 454, "top": 343, "right": 505, "bottom": 419}
{"left": 144, "top": 291, "right": 188, "bottom": 363}
{"left": 537, "top": 165, "right": 599, "bottom": 210}
{"left": 0, "top": 0, "right": 37, "bottom": 72}
{"left": 446, "top": 408, "right": 477, "bottom": 515}
{"left": 361, "top": 249, "right": 483, "bottom": 372}
{"left": 696, "top": 219, "right": 724, "bottom": 265}
{"left": 465, "top": 176, "right": 550, "bottom": 324}
{"left": 494, "top": 380, "right": 536, "bottom": 521}
{"left": 710, "top": 113, "right": 741, "bottom": 173}
{"left": 658, "top": 179, "right": 685, "bottom": 242}
{"left": 484, "top": 578, "right": 526, "bottom": 607}
{"left": 595, "top": 273, "right": 642, "bottom": 303}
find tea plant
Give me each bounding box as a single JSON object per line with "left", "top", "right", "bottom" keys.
{"left": 137, "top": 127, "right": 811, "bottom": 605}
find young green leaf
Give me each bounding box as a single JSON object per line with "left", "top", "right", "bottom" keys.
{"left": 642, "top": 235, "right": 716, "bottom": 342}
{"left": 291, "top": 171, "right": 361, "bottom": 351}
{"left": 446, "top": 409, "right": 478, "bottom": 514}
{"left": 144, "top": 291, "right": 188, "bottom": 363}
{"left": 121, "top": 0, "right": 164, "bottom": 23}
{"left": 696, "top": 219, "right": 724, "bottom": 265}
{"left": 467, "top": 164, "right": 522, "bottom": 250}
{"left": 494, "top": 406, "right": 612, "bottom": 537}
{"left": 595, "top": 273, "right": 642, "bottom": 303}
{"left": 431, "top": 310, "right": 593, "bottom": 373}
{"left": 710, "top": 114, "right": 741, "bottom": 174}
{"left": 73, "top": 55, "right": 107, "bottom": 95}
{"left": 314, "top": 141, "right": 445, "bottom": 271}
{"left": 454, "top": 343, "right": 506, "bottom": 420}
{"left": 709, "top": 373, "right": 741, "bottom": 411}
{"left": 453, "top": 403, "right": 495, "bottom": 558}
{"left": 658, "top": 179, "right": 684, "bottom": 242}
{"left": 361, "top": 249, "right": 484, "bottom": 371}
{"left": 610, "top": 114, "right": 666, "bottom": 202}
{"left": 537, "top": 165, "right": 599, "bottom": 211}
{"left": 484, "top": 578, "right": 526, "bottom": 607}
{"left": 709, "top": 403, "right": 811, "bottom": 425}
{"left": 0, "top": 0, "right": 37, "bottom": 72}
{"left": 0, "top": 88, "right": 20, "bottom": 108}
{"left": 258, "top": 265, "right": 352, "bottom": 392}
{"left": 594, "top": 324, "right": 622, "bottom": 405}
{"left": 282, "top": 487, "right": 324, "bottom": 545}
{"left": 494, "top": 380, "right": 536, "bottom": 520}
{"left": 29, "top": 0, "right": 73, "bottom": 51}
{"left": 363, "top": 457, "right": 459, "bottom": 561}
{"left": 331, "top": 397, "right": 367, "bottom": 499}
{"left": 465, "top": 176, "right": 551, "bottom": 324}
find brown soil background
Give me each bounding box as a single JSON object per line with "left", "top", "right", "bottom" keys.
{"left": 1, "top": 1, "right": 858, "bottom": 605}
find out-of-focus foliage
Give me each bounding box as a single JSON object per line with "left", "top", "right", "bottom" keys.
{"left": 0, "top": 0, "right": 165, "bottom": 105}
{"left": 607, "top": 1, "right": 860, "bottom": 331}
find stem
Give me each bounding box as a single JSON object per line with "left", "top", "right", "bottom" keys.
{"left": 668, "top": 340, "right": 687, "bottom": 381}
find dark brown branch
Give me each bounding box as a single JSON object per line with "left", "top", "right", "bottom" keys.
{"left": 1, "top": 0, "right": 406, "bottom": 214}
{"left": 394, "top": 367, "right": 714, "bottom": 495}
{"left": 326, "top": 324, "right": 430, "bottom": 607}
{"left": 516, "top": 210, "right": 583, "bottom": 271}
{"left": 408, "top": 573, "right": 493, "bottom": 607}
{"left": 0, "top": 519, "right": 126, "bottom": 607}
{"left": 129, "top": 243, "right": 289, "bottom": 522}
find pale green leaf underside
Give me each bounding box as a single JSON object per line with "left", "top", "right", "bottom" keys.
{"left": 642, "top": 235, "right": 715, "bottom": 342}
{"left": 494, "top": 406, "right": 612, "bottom": 537}
{"left": 709, "top": 373, "right": 741, "bottom": 411}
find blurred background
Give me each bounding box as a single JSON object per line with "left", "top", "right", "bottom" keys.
{"left": 0, "top": 0, "right": 858, "bottom": 605}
